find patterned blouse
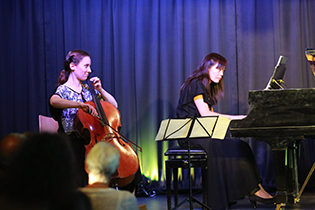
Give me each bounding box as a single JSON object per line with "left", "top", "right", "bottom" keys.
{"left": 54, "top": 84, "right": 96, "bottom": 134}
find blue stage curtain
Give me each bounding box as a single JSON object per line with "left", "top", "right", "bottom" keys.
{"left": 1, "top": 0, "right": 315, "bottom": 190}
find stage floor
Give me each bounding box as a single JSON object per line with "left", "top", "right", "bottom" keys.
{"left": 136, "top": 191, "right": 315, "bottom": 210}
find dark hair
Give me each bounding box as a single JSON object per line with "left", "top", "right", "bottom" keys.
{"left": 180, "top": 53, "right": 227, "bottom": 105}
{"left": 0, "top": 133, "right": 27, "bottom": 178}
{"left": 0, "top": 133, "right": 78, "bottom": 204}
{"left": 57, "top": 49, "right": 91, "bottom": 86}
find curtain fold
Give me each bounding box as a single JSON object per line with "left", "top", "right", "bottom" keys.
{"left": 1, "top": 0, "right": 315, "bottom": 190}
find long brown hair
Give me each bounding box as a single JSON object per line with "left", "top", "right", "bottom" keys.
{"left": 180, "top": 53, "right": 227, "bottom": 105}
{"left": 57, "top": 49, "right": 91, "bottom": 86}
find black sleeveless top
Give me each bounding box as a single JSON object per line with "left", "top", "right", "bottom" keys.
{"left": 176, "top": 78, "right": 213, "bottom": 118}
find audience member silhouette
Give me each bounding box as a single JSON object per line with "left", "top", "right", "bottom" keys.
{"left": 81, "top": 141, "right": 139, "bottom": 210}
{"left": 0, "top": 132, "right": 89, "bottom": 210}
{"left": 49, "top": 189, "right": 92, "bottom": 210}
{"left": 0, "top": 133, "right": 27, "bottom": 180}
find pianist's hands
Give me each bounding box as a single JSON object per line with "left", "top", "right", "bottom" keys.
{"left": 228, "top": 115, "right": 247, "bottom": 120}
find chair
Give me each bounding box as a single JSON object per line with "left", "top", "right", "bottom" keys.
{"left": 164, "top": 146, "right": 207, "bottom": 210}
{"left": 38, "top": 115, "right": 59, "bottom": 133}
{"left": 138, "top": 204, "right": 147, "bottom": 210}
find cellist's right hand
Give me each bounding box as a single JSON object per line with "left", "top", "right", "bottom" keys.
{"left": 80, "top": 103, "right": 98, "bottom": 117}
{"left": 50, "top": 95, "right": 99, "bottom": 117}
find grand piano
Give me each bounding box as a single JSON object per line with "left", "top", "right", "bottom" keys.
{"left": 230, "top": 51, "right": 315, "bottom": 209}
{"left": 230, "top": 88, "right": 315, "bottom": 210}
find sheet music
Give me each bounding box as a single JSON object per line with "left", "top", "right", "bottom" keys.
{"left": 189, "top": 117, "right": 217, "bottom": 138}
{"left": 155, "top": 116, "right": 231, "bottom": 141}
{"left": 155, "top": 118, "right": 192, "bottom": 140}
{"left": 211, "top": 116, "right": 231, "bottom": 139}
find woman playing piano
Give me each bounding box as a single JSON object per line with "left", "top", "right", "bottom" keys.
{"left": 176, "top": 53, "right": 274, "bottom": 209}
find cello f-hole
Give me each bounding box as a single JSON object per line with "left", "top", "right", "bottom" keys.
{"left": 94, "top": 134, "right": 100, "bottom": 144}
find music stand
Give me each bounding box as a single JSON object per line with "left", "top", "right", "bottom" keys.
{"left": 156, "top": 116, "right": 231, "bottom": 210}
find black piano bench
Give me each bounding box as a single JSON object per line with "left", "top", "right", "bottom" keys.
{"left": 164, "top": 146, "right": 208, "bottom": 210}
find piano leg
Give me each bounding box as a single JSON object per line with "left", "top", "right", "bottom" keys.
{"left": 275, "top": 203, "right": 286, "bottom": 210}
{"left": 287, "top": 141, "right": 300, "bottom": 203}
{"left": 273, "top": 149, "right": 287, "bottom": 208}
{"left": 272, "top": 141, "right": 301, "bottom": 210}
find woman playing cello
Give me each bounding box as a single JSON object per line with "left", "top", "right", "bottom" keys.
{"left": 49, "top": 49, "right": 118, "bottom": 187}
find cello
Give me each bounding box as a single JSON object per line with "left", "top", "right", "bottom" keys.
{"left": 74, "top": 77, "right": 140, "bottom": 187}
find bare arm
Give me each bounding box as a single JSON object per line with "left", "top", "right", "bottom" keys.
{"left": 90, "top": 77, "right": 118, "bottom": 108}
{"left": 50, "top": 95, "right": 98, "bottom": 117}
{"left": 99, "top": 88, "right": 118, "bottom": 108}
{"left": 194, "top": 98, "right": 246, "bottom": 120}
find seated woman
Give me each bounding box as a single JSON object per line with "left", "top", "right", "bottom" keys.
{"left": 81, "top": 141, "right": 139, "bottom": 210}
{"left": 176, "top": 53, "right": 274, "bottom": 209}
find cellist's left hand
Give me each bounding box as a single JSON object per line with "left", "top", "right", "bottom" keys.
{"left": 89, "top": 76, "right": 118, "bottom": 108}
{"left": 90, "top": 77, "right": 103, "bottom": 92}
